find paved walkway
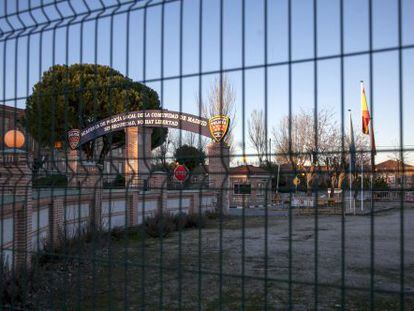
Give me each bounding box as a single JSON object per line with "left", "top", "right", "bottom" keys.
{"left": 228, "top": 201, "right": 414, "bottom": 217}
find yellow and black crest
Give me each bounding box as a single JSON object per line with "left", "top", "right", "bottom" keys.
{"left": 208, "top": 115, "right": 230, "bottom": 143}
{"left": 67, "top": 129, "right": 81, "bottom": 150}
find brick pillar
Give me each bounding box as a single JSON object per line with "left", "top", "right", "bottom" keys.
{"left": 149, "top": 171, "right": 168, "bottom": 191}
{"left": 0, "top": 149, "right": 33, "bottom": 269}
{"left": 67, "top": 148, "right": 79, "bottom": 187}
{"left": 125, "top": 127, "right": 139, "bottom": 188}
{"left": 49, "top": 197, "right": 64, "bottom": 246}
{"left": 207, "top": 142, "right": 230, "bottom": 214}
{"left": 124, "top": 127, "right": 153, "bottom": 190}
{"left": 190, "top": 193, "right": 200, "bottom": 214}
{"left": 15, "top": 206, "right": 32, "bottom": 269}
{"left": 149, "top": 171, "right": 168, "bottom": 214}
{"left": 160, "top": 191, "right": 168, "bottom": 215}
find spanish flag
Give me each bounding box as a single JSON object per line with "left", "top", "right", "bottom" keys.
{"left": 361, "top": 81, "right": 376, "bottom": 155}
{"left": 361, "top": 82, "right": 370, "bottom": 134}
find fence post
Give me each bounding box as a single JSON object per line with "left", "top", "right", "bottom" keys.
{"left": 207, "top": 142, "right": 230, "bottom": 214}
{"left": 0, "top": 149, "right": 33, "bottom": 269}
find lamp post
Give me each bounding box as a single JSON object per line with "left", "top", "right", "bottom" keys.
{"left": 4, "top": 129, "right": 25, "bottom": 148}
{"left": 1, "top": 129, "right": 33, "bottom": 268}
{"left": 276, "top": 163, "right": 280, "bottom": 193}
{"left": 3, "top": 129, "right": 27, "bottom": 164}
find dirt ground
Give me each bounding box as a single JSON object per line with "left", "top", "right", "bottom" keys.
{"left": 29, "top": 207, "right": 414, "bottom": 310}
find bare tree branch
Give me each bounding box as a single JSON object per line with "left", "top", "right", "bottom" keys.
{"left": 248, "top": 109, "right": 267, "bottom": 165}
{"left": 201, "top": 75, "right": 237, "bottom": 154}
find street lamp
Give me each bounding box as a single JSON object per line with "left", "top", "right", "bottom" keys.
{"left": 4, "top": 129, "right": 25, "bottom": 149}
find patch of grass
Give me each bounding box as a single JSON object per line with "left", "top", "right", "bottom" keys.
{"left": 205, "top": 289, "right": 266, "bottom": 311}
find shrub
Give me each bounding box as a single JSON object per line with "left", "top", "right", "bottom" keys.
{"left": 173, "top": 212, "right": 207, "bottom": 230}
{"left": 35, "top": 225, "right": 103, "bottom": 266}
{"left": 110, "top": 227, "right": 126, "bottom": 241}
{"left": 0, "top": 258, "right": 37, "bottom": 309}
{"left": 205, "top": 211, "right": 219, "bottom": 220}
{"left": 184, "top": 213, "right": 206, "bottom": 229}
{"left": 173, "top": 212, "right": 188, "bottom": 230}
{"left": 144, "top": 213, "right": 175, "bottom": 238}
{"left": 33, "top": 174, "right": 67, "bottom": 188}
{"left": 104, "top": 174, "right": 125, "bottom": 188}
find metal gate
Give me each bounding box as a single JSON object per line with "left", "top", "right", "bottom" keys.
{"left": 1, "top": 0, "right": 413, "bottom": 309}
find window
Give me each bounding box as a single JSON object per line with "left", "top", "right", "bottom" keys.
{"left": 234, "top": 184, "right": 251, "bottom": 195}
{"left": 257, "top": 182, "right": 264, "bottom": 196}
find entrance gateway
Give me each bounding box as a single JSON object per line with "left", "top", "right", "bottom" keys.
{"left": 67, "top": 109, "right": 230, "bottom": 190}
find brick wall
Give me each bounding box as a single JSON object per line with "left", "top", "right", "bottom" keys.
{"left": 1, "top": 176, "right": 217, "bottom": 270}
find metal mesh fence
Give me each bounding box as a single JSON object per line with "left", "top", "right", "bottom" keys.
{"left": 0, "top": 0, "right": 413, "bottom": 309}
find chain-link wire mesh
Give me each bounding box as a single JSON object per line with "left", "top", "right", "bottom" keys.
{"left": 0, "top": 0, "right": 413, "bottom": 309}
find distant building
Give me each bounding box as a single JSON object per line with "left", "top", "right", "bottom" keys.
{"left": 228, "top": 165, "right": 273, "bottom": 208}
{"left": 0, "top": 104, "right": 123, "bottom": 182}
{"left": 0, "top": 104, "right": 34, "bottom": 151}
{"left": 375, "top": 160, "right": 414, "bottom": 189}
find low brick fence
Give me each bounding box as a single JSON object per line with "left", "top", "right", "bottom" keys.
{"left": 1, "top": 188, "right": 217, "bottom": 269}
{"left": 0, "top": 149, "right": 223, "bottom": 270}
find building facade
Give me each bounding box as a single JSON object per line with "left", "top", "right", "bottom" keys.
{"left": 228, "top": 165, "right": 273, "bottom": 208}
{"left": 376, "top": 159, "right": 414, "bottom": 189}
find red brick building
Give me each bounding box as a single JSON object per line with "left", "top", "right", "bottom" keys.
{"left": 228, "top": 165, "right": 273, "bottom": 208}
{"left": 375, "top": 159, "right": 414, "bottom": 188}
{"left": 0, "top": 104, "right": 29, "bottom": 149}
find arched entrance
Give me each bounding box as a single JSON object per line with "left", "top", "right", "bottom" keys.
{"left": 68, "top": 109, "right": 230, "bottom": 189}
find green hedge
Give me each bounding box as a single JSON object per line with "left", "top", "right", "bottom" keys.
{"left": 33, "top": 174, "right": 68, "bottom": 188}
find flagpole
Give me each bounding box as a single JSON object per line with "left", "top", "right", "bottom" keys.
{"left": 361, "top": 158, "right": 364, "bottom": 211}
{"left": 360, "top": 82, "right": 364, "bottom": 212}
{"left": 348, "top": 109, "right": 353, "bottom": 214}
{"left": 361, "top": 80, "right": 376, "bottom": 213}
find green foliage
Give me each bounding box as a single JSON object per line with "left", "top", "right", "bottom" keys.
{"left": 33, "top": 174, "right": 68, "bottom": 188}
{"left": 174, "top": 212, "right": 206, "bottom": 230}
{"left": 373, "top": 176, "right": 389, "bottom": 190}
{"left": 24, "top": 64, "right": 167, "bottom": 162}
{"left": 103, "top": 174, "right": 125, "bottom": 189}
{"left": 174, "top": 144, "right": 206, "bottom": 171}
{"left": 184, "top": 213, "right": 206, "bottom": 229}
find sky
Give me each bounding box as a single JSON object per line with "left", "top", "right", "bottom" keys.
{"left": 1, "top": 0, "right": 414, "bottom": 164}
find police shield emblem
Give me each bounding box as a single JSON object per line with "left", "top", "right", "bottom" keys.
{"left": 67, "top": 129, "right": 81, "bottom": 150}
{"left": 208, "top": 115, "right": 230, "bottom": 143}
